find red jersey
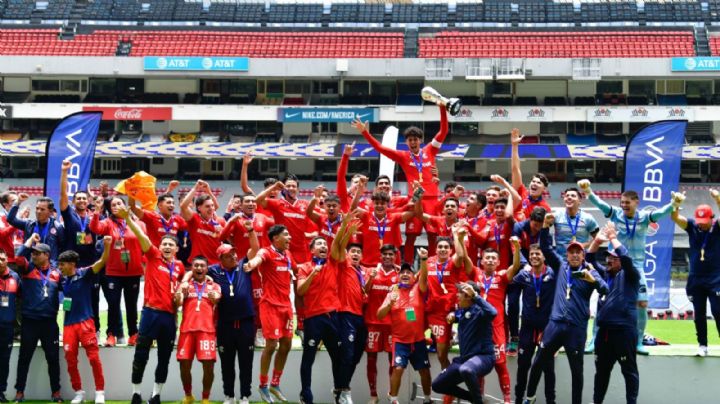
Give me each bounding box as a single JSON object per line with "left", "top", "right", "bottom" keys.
{"left": 256, "top": 247, "right": 295, "bottom": 307}
{"left": 464, "top": 212, "right": 488, "bottom": 264}
{"left": 425, "top": 257, "right": 462, "bottom": 316}
{"left": 364, "top": 266, "right": 398, "bottom": 326}
{"left": 359, "top": 212, "right": 404, "bottom": 266}
{"left": 360, "top": 108, "right": 447, "bottom": 198}
{"left": 310, "top": 213, "right": 343, "bottom": 247}
{"left": 427, "top": 216, "right": 456, "bottom": 238}
{"left": 517, "top": 184, "right": 552, "bottom": 221}
{"left": 478, "top": 269, "right": 510, "bottom": 329}
{"left": 218, "top": 213, "right": 274, "bottom": 258}
{"left": 0, "top": 215, "right": 16, "bottom": 263}
{"left": 383, "top": 282, "right": 426, "bottom": 343}
{"left": 140, "top": 210, "right": 187, "bottom": 247}
{"left": 337, "top": 259, "right": 366, "bottom": 316}
{"left": 265, "top": 198, "right": 311, "bottom": 263}
{"left": 89, "top": 214, "right": 146, "bottom": 277}
{"left": 143, "top": 246, "right": 186, "bottom": 314}
{"left": 179, "top": 278, "right": 221, "bottom": 333}
{"left": 187, "top": 213, "right": 226, "bottom": 265}
{"left": 479, "top": 218, "right": 515, "bottom": 271}
{"left": 297, "top": 258, "right": 341, "bottom": 318}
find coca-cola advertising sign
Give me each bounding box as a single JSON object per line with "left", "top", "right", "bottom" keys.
{"left": 82, "top": 107, "right": 173, "bottom": 121}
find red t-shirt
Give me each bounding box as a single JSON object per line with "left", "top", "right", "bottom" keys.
{"left": 265, "top": 198, "right": 311, "bottom": 264}
{"left": 359, "top": 212, "right": 404, "bottom": 267}
{"left": 297, "top": 258, "right": 341, "bottom": 318}
{"left": 464, "top": 212, "right": 488, "bottom": 265}
{"left": 479, "top": 218, "right": 515, "bottom": 271}
{"left": 218, "top": 213, "right": 274, "bottom": 259}
{"left": 141, "top": 210, "right": 187, "bottom": 247}
{"left": 143, "top": 246, "right": 186, "bottom": 314}
{"left": 478, "top": 269, "right": 509, "bottom": 329}
{"left": 427, "top": 216, "right": 455, "bottom": 238}
{"left": 89, "top": 214, "right": 146, "bottom": 277}
{"left": 0, "top": 215, "right": 16, "bottom": 263}
{"left": 179, "top": 278, "right": 221, "bottom": 333}
{"left": 337, "top": 259, "right": 366, "bottom": 316}
{"left": 257, "top": 247, "right": 295, "bottom": 307}
{"left": 384, "top": 282, "right": 426, "bottom": 343}
{"left": 517, "top": 184, "right": 552, "bottom": 221}
{"left": 188, "top": 213, "right": 226, "bottom": 265}
{"left": 359, "top": 195, "right": 411, "bottom": 215}
{"left": 425, "top": 257, "right": 462, "bottom": 317}
{"left": 311, "top": 213, "right": 343, "bottom": 247}
{"left": 364, "top": 266, "right": 398, "bottom": 326}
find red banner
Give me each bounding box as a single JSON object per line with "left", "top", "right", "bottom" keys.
{"left": 82, "top": 106, "right": 173, "bottom": 121}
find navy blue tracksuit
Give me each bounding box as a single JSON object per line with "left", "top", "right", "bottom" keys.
{"left": 0, "top": 269, "right": 20, "bottom": 393}
{"left": 587, "top": 246, "right": 640, "bottom": 404}
{"left": 684, "top": 219, "right": 720, "bottom": 346}
{"left": 432, "top": 296, "right": 497, "bottom": 404}
{"left": 525, "top": 228, "right": 608, "bottom": 404}
{"left": 208, "top": 263, "right": 256, "bottom": 400}
{"left": 512, "top": 267, "right": 557, "bottom": 404}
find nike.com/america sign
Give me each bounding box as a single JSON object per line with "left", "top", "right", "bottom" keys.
{"left": 278, "top": 107, "right": 379, "bottom": 123}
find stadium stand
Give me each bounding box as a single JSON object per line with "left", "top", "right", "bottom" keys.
{"left": 0, "top": 28, "right": 119, "bottom": 56}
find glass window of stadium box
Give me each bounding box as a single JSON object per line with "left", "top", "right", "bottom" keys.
{"left": 597, "top": 81, "right": 622, "bottom": 94}
{"left": 343, "top": 81, "right": 370, "bottom": 96}
{"left": 485, "top": 81, "right": 512, "bottom": 97}
{"left": 229, "top": 80, "right": 257, "bottom": 96}
{"left": 313, "top": 81, "right": 339, "bottom": 95}
{"left": 285, "top": 80, "right": 311, "bottom": 95}
{"left": 538, "top": 161, "right": 566, "bottom": 183}
{"left": 686, "top": 80, "right": 712, "bottom": 104}
{"left": 595, "top": 161, "right": 620, "bottom": 183}
{"left": 371, "top": 81, "right": 396, "bottom": 103}
{"left": 397, "top": 81, "right": 424, "bottom": 95}
{"left": 31, "top": 80, "right": 59, "bottom": 92}
{"left": 259, "top": 159, "right": 287, "bottom": 176}
{"left": 566, "top": 160, "right": 594, "bottom": 182}
{"left": 451, "top": 123, "right": 479, "bottom": 138}
{"left": 656, "top": 80, "right": 684, "bottom": 95}
{"left": 314, "top": 160, "right": 338, "bottom": 181}
{"left": 628, "top": 80, "right": 655, "bottom": 105}
{"left": 680, "top": 160, "right": 707, "bottom": 182}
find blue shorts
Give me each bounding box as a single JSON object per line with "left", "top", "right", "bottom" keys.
{"left": 138, "top": 307, "right": 176, "bottom": 341}
{"left": 392, "top": 341, "right": 430, "bottom": 370}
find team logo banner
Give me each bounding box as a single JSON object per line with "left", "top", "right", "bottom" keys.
{"left": 44, "top": 112, "right": 102, "bottom": 204}
{"left": 623, "top": 120, "right": 686, "bottom": 308}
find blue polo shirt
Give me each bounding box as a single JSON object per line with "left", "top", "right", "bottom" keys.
{"left": 552, "top": 208, "right": 598, "bottom": 256}
{"left": 454, "top": 296, "right": 496, "bottom": 361}
{"left": 0, "top": 270, "right": 21, "bottom": 325}
{"left": 684, "top": 219, "right": 720, "bottom": 290}
{"left": 513, "top": 266, "right": 556, "bottom": 328}
{"left": 61, "top": 207, "right": 97, "bottom": 267}
{"left": 207, "top": 262, "right": 255, "bottom": 323}
{"left": 62, "top": 267, "right": 96, "bottom": 326}
{"left": 588, "top": 246, "right": 640, "bottom": 329}
{"left": 7, "top": 204, "right": 65, "bottom": 264}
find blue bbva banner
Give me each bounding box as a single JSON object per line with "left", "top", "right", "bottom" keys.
{"left": 143, "top": 56, "right": 249, "bottom": 71}
{"left": 44, "top": 112, "right": 102, "bottom": 204}
{"left": 671, "top": 57, "right": 720, "bottom": 72}
{"left": 623, "top": 120, "right": 686, "bottom": 308}
{"left": 279, "top": 107, "right": 379, "bottom": 123}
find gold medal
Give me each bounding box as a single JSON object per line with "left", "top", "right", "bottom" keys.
{"left": 566, "top": 287, "right": 571, "bottom": 300}
{"left": 571, "top": 236, "right": 576, "bottom": 243}
{"left": 536, "top": 296, "right": 540, "bottom": 308}
{"left": 196, "top": 300, "right": 201, "bottom": 312}
{"left": 419, "top": 173, "right": 423, "bottom": 182}
{"left": 441, "top": 283, "right": 448, "bottom": 294}
{"left": 701, "top": 249, "right": 705, "bottom": 262}
{"left": 43, "top": 285, "right": 49, "bottom": 298}
{"left": 379, "top": 239, "right": 383, "bottom": 248}
{"left": 229, "top": 284, "right": 235, "bottom": 297}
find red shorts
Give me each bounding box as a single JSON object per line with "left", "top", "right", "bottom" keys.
{"left": 177, "top": 331, "right": 216, "bottom": 361}
{"left": 406, "top": 198, "right": 440, "bottom": 235}
{"left": 260, "top": 302, "right": 294, "bottom": 340}
{"left": 427, "top": 316, "right": 452, "bottom": 345}
{"left": 366, "top": 324, "right": 392, "bottom": 353}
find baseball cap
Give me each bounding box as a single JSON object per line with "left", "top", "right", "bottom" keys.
{"left": 566, "top": 241, "right": 585, "bottom": 252}
{"left": 399, "top": 262, "right": 414, "bottom": 273}
{"left": 606, "top": 249, "right": 620, "bottom": 259}
{"left": 216, "top": 243, "right": 236, "bottom": 257}
{"left": 31, "top": 243, "right": 51, "bottom": 254}
{"left": 695, "top": 204, "right": 714, "bottom": 225}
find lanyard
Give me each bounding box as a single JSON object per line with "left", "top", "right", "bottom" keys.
{"left": 566, "top": 211, "right": 580, "bottom": 239}
{"left": 470, "top": 213, "right": 481, "bottom": 229}
{"left": 38, "top": 268, "right": 50, "bottom": 295}
{"left": 272, "top": 246, "right": 291, "bottom": 270}
{"left": 78, "top": 214, "right": 88, "bottom": 233}
{"left": 167, "top": 260, "right": 175, "bottom": 285}
{"left": 701, "top": 229, "right": 711, "bottom": 251}
{"left": 482, "top": 274, "right": 493, "bottom": 297}
{"left": 374, "top": 214, "right": 388, "bottom": 243}
{"left": 494, "top": 222, "right": 504, "bottom": 251}
{"left": 160, "top": 215, "right": 174, "bottom": 234}
{"left": 224, "top": 267, "right": 237, "bottom": 286}
{"left": 435, "top": 260, "right": 448, "bottom": 285}
{"left": 326, "top": 215, "right": 341, "bottom": 236}
{"left": 193, "top": 280, "right": 207, "bottom": 307}
{"left": 532, "top": 267, "right": 546, "bottom": 305}
{"left": 410, "top": 152, "right": 424, "bottom": 178}
{"left": 352, "top": 265, "right": 366, "bottom": 288}
{"left": 624, "top": 214, "right": 638, "bottom": 239}
{"left": 565, "top": 267, "right": 575, "bottom": 299}
{"left": 202, "top": 215, "right": 219, "bottom": 227}
{"left": 33, "top": 221, "right": 50, "bottom": 242}
{"left": 113, "top": 219, "right": 127, "bottom": 239}
{"left": 312, "top": 257, "right": 327, "bottom": 266}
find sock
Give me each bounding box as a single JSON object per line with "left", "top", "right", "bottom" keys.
{"left": 637, "top": 307, "right": 648, "bottom": 346}
{"left": 132, "top": 384, "right": 142, "bottom": 395}
{"left": 202, "top": 391, "right": 210, "bottom": 399}
{"left": 424, "top": 394, "right": 432, "bottom": 402}
{"left": 259, "top": 374, "right": 269, "bottom": 388}
{"left": 152, "top": 383, "right": 163, "bottom": 397}
{"left": 183, "top": 384, "right": 192, "bottom": 396}
{"left": 367, "top": 354, "right": 378, "bottom": 396}
{"left": 389, "top": 396, "right": 398, "bottom": 403}
{"left": 271, "top": 369, "right": 283, "bottom": 386}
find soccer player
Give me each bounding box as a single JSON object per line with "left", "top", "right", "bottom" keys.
{"left": 352, "top": 106, "right": 448, "bottom": 261}
{"left": 209, "top": 239, "right": 258, "bottom": 404}
{"left": 431, "top": 282, "right": 497, "bottom": 404}
{"left": 297, "top": 212, "right": 357, "bottom": 404}
{"left": 60, "top": 160, "right": 101, "bottom": 337}
{"left": 477, "top": 188, "right": 516, "bottom": 271}
{"left": 256, "top": 175, "right": 312, "bottom": 264}
{"left": 0, "top": 192, "right": 19, "bottom": 268}
{"left": 553, "top": 187, "right": 599, "bottom": 255}
{"left": 59, "top": 237, "right": 111, "bottom": 404}
{"left": 671, "top": 190, "right": 720, "bottom": 357}
{"left": 463, "top": 191, "right": 488, "bottom": 264}
{"left": 129, "top": 191, "right": 188, "bottom": 248}
{"left": 579, "top": 179, "right": 677, "bottom": 355}
{"left": 512, "top": 243, "right": 556, "bottom": 404}
{"left": 477, "top": 237, "right": 522, "bottom": 404}
{"left": 523, "top": 213, "right": 608, "bottom": 404}
{"left": 377, "top": 250, "right": 431, "bottom": 404}
{"left": 363, "top": 245, "right": 399, "bottom": 403}
{"left": 510, "top": 128, "right": 551, "bottom": 220}
{"left": 121, "top": 207, "right": 186, "bottom": 404}
{"left": 306, "top": 184, "right": 357, "bottom": 246}
{"left": 416, "top": 197, "right": 461, "bottom": 239}
{"left": 89, "top": 196, "right": 145, "bottom": 347}
{"left": 513, "top": 207, "right": 546, "bottom": 259}
{"left": 180, "top": 180, "right": 226, "bottom": 265}
{"left": 358, "top": 191, "right": 416, "bottom": 267}
{"left": 243, "top": 225, "right": 296, "bottom": 403}
{"left": 13, "top": 241, "right": 63, "bottom": 403}
{"left": 0, "top": 249, "right": 19, "bottom": 402}
{"left": 175, "top": 256, "right": 222, "bottom": 404}
{"left": 587, "top": 224, "right": 640, "bottom": 404}
{"left": 7, "top": 193, "right": 65, "bottom": 262}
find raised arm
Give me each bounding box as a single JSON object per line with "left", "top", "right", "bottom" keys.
{"left": 88, "top": 197, "right": 109, "bottom": 235}
{"left": 453, "top": 223, "right": 473, "bottom": 275}
{"left": 712, "top": 189, "right": 720, "bottom": 210}
{"left": 305, "top": 185, "right": 325, "bottom": 223}
{"left": 241, "top": 153, "right": 255, "bottom": 195}
{"left": 510, "top": 128, "right": 523, "bottom": 190}
{"left": 243, "top": 219, "right": 259, "bottom": 260}
{"left": 91, "top": 236, "right": 113, "bottom": 274}
{"left": 337, "top": 142, "right": 353, "bottom": 212}
{"left": 116, "top": 207, "right": 151, "bottom": 253}
{"left": 417, "top": 247, "right": 429, "bottom": 293}
{"left": 256, "top": 181, "right": 284, "bottom": 209}
{"left": 59, "top": 160, "right": 72, "bottom": 212}
{"left": 670, "top": 202, "right": 688, "bottom": 231}
{"left": 506, "top": 236, "right": 522, "bottom": 280}
{"left": 431, "top": 105, "right": 449, "bottom": 145}
{"left": 331, "top": 210, "right": 360, "bottom": 262}
{"left": 351, "top": 118, "right": 403, "bottom": 163}
{"left": 180, "top": 181, "right": 200, "bottom": 222}
{"left": 6, "top": 194, "right": 30, "bottom": 230}
{"left": 539, "top": 214, "right": 562, "bottom": 271}
{"left": 578, "top": 179, "right": 614, "bottom": 217}
{"left": 377, "top": 286, "right": 397, "bottom": 320}
{"left": 492, "top": 174, "right": 521, "bottom": 212}
{"left": 650, "top": 191, "right": 684, "bottom": 223}
{"left": 127, "top": 196, "right": 145, "bottom": 220}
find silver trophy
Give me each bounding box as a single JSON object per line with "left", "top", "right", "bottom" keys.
{"left": 421, "top": 86, "right": 463, "bottom": 116}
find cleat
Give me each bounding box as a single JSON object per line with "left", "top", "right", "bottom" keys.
{"left": 147, "top": 394, "right": 161, "bottom": 404}
{"left": 130, "top": 393, "right": 142, "bottom": 404}
{"left": 128, "top": 333, "right": 138, "bottom": 346}
{"left": 13, "top": 392, "right": 23, "bottom": 403}
{"left": 696, "top": 345, "right": 709, "bottom": 357}
{"left": 636, "top": 344, "right": 649, "bottom": 356}
{"left": 339, "top": 391, "right": 353, "bottom": 404}
{"left": 258, "top": 386, "right": 274, "bottom": 403}
{"left": 51, "top": 391, "right": 64, "bottom": 403}
{"left": 0, "top": 393, "right": 7, "bottom": 403}
{"left": 523, "top": 396, "right": 536, "bottom": 404}
{"left": 104, "top": 333, "right": 116, "bottom": 347}
{"left": 222, "top": 397, "right": 235, "bottom": 404}
{"left": 269, "top": 385, "right": 288, "bottom": 402}
{"left": 239, "top": 398, "right": 250, "bottom": 404}
{"left": 94, "top": 391, "right": 105, "bottom": 404}
{"left": 181, "top": 395, "right": 195, "bottom": 404}
{"left": 71, "top": 390, "right": 85, "bottom": 404}
{"left": 367, "top": 397, "right": 379, "bottom": 404}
